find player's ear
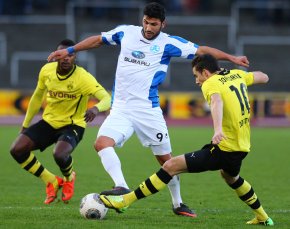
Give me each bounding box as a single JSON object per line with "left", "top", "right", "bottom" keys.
{"left": 161, "top": 21, "right": 166, "bottom": 29}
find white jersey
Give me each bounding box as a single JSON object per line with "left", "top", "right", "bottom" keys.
{"left": 101, "top": 25, "right": 199, "bottom": 109}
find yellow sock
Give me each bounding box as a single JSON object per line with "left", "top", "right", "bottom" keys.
{"left": 231, "top": 177, "right": 268, "bottom": 221}
{"left": 46, "top": 176, "right": 59, "bottom": 190}
{"left": 123, "top": 169, "right": 172, "bottom": 205}
{"left": 254, "top": 206, "right": 269, "bottom": 221}
{"left": 61, "top": 159, "right": 73, "bottom": 182}
{"left": 20, "top": 152, "right": 55, "bottom": 185}
{"left": 40, "top": 169, "right": 57, "bottom": 185}
{"left": 64, "top": 174, "right": 73, "bottom": 182}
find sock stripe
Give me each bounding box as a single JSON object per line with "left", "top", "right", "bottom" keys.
{"left": 156, "top": 168, "right": 172, "bottom": 184}
{"left": 23, "top": 156, "right": 37, "bottom": 171}
{"left": 60, "top": 157, "right": 73, "bottom": 177}
{"left": 135, "top": 187, "right": 145, "bottom": 199}
{"left": 230, "top": 176, "right": 244, "bottom": 189}
{"left": 34, "top": 165, "right": 44, "bottom": 177}
{"left": 145, "top": 178, "right": 158, "bottom": 194}
{"left": 231, "top": 177, "right": 268, "bottom": 220}
{"left": 16, "top": 152, "right": 31, "bottom": 164}
{"left": 61, "top": 165, "right": 72, "bottom": 174}
{"left": 250, "top": 199, "right": 261, "bottom": 209}
{"left": 240, "top": 187, "right": 254, "bottom": 201}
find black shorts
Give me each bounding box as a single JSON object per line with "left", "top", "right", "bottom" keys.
{"left": 23, "top": 120, "right": 85, "bottom": 152}
{"left": 184, "top": 144, "right": 248, "bottom": 177}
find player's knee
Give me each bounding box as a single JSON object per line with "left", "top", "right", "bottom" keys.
{"left": 220, "top": 170, "right": 229, "bottom": 181}
{"left": 155, "top": 153, "right": 172, "bottom": 165}
{"left": 94, "top": 136, "right": 114, "bottom": 152}
{"left": 53, "top": 150, "right": 70, "bottom": 167}
{"left": 10, "top": 143, "right": 32, "bottom": 164}
{"left": 94, "top": 140, "right": 101, "bottom": 152}
{"left": 10, "top": 141, "right": 25, "bottom": 158}
{"left": 10, "top": 143, "right": 19, "bottom": 157}
{"left": 162, "top": 159, "right": 175, "bottom": 176}
{"left": 53, "top": 151, "right": 62, "bottom": 161}
{"left": 220, "top": 170, "right": 238, "bottom": 185}
{"left": 10, "top": 135, "right": 34, "bottom": 158}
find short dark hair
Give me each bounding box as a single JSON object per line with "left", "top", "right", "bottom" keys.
{"left": 192, "top": 54, "right": 220, "bottom": 73}
{"left": 143, "top": 2, "right": 166, "bottom": 22}
{"left": 57, "top": 39, "right": 75, "bottom": 48}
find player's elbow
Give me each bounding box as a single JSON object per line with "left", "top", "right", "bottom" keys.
{"left": 196, "top": 46, "right": 210, "bottom": 55}
{"left": 253, "top": 71, "right": 269, "bottom": 84}
{"left": 261, "top": 72, "right": 269, "bottom": 83}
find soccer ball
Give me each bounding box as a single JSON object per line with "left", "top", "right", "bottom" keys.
{"left": 79, "top": 193, "right": 108, "bottom": 220}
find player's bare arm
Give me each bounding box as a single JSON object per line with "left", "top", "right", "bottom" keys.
{"left": 210, "top": 93, "right": 227, "bottom": 144}
{"left": 196, "top": 46, "right": 250, "bottom": 68}
{"left": 47, "top": 35, "right": 103, "bottom": 62}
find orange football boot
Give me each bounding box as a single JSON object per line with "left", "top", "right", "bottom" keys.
{"left": 62, "top": 171, "right": 76, "bottom": 203}
{"left": 44, "top": 176, "right": 63, "bottom": 204}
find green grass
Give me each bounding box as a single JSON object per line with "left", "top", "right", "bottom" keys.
{"left": 1, "top": 126, "right": 290, "bottom": 228}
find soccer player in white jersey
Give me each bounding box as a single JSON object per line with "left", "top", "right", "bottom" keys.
{"left": 48, "top": 2, "right": 250, "bottom": 217}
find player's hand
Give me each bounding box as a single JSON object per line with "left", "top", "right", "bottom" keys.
{"left": 211, "top": 131, "right": 227, "bottom": 145}
{"left": 84, "top": 107, "right": 99, "bottom": 123}
{"left": 232, "top": 56, "right": 249, "bottom": 68}
{"left": 47, "top": 49, "right": 68, "bottom": 62}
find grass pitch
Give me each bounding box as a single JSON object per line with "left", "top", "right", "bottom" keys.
{"left": 1, "top": 126, "right": 290, "bottom": 228}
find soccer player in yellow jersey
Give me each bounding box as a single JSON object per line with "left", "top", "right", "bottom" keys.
{"left": 100, "top": 54, "right": 274, "bottom": 226}
{"left": 10, "top": 39, "right": 111, "bottom": 204}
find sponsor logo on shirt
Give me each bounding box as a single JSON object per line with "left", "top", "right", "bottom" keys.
{"left": 150, "top": 45, "right": 160, "bottom": 54}
{"left": 123, "top": 50, "right": 151, "bottom": 66}
{"left": 131, "top": 51, "right": 145, "bottom": 59}
{"left": 124, "top": 57, "right": 150, "bottom": 66}
{"left": 67, "top": 81, "right": 74, "bottom": 90}
{"left": 48, "top": 90, "right": 77, "bottom": 99}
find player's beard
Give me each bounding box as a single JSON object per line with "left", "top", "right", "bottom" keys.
{"left": 60, "top": 62, "right": 72, "bottom": 71}
{"left": 142, "top": 28, "right": 161, "bottom": 40}
{"left": 57, "top": 62, "right": 74, "bottom": 75}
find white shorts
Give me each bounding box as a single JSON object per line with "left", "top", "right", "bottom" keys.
{"left": 97, "top": 107, "right": 172, "bottom": 155}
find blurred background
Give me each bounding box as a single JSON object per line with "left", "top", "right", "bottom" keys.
{"left": 0, "top": 0, "right": 290, "bottom": 125}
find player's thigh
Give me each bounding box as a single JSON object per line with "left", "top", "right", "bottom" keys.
{"left": 132, "top": 108, "right": 172, "bottom": 155}
{"left": 184, "top": 144, "right": 222, "bottom": 173}
{"left": 97, "top": 109, "right": 134, "bottom": 147}
{"left": 23, "top": 120, "right": 57, "bottom": 151}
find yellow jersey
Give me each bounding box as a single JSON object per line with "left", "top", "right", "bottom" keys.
{"left": 24, "top": 62, "right": 110, "bottom": 129}
{"left": 201, "top": 69, "right": 254, "bottom": 152}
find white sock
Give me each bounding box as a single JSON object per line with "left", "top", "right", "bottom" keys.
{"left": 98, "top": 147, "right": 129, "bottom": 189}
{"left": 167, "top": 175, "right": 183, "bottom": 208}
